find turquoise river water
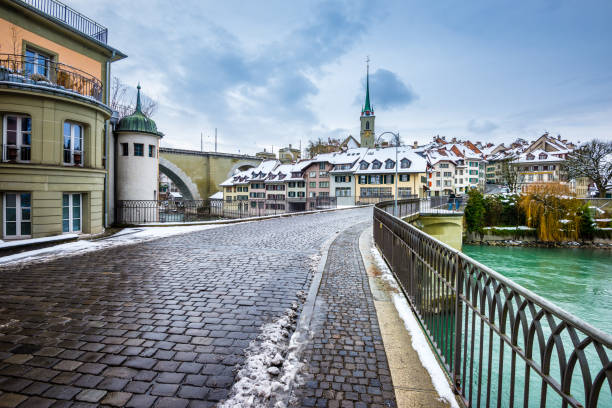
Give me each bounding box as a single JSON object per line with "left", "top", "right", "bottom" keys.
{"left": 463, "top": 245, "right": 612, "bottom": 334}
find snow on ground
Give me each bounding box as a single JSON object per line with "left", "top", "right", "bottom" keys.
{"left": 370, "top": 238, "right": 460, "bottom": 408}
{"left": 0, "top": 224, "right": 224, "bottom": 267}
{"left": 219, "top": 291, "right": 307, "bottom": 408}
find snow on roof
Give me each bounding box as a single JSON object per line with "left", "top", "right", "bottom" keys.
{"left": 353, "top": 147, "right": 427, "bottom": 173}
{"left": 265, "top": 163, "right": 294, "bottom": 183}
{"left": 209, "top": 191, "right": 223, "bottom": 200}
{"left": 310, "top": 148, "right": 370, "bottom": 165}
{"left": 516, "top": 149, "right": 568, "bottom": 163}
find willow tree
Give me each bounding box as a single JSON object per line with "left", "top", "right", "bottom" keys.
{"left": 519, "top": 183, "right": 582, "bottom": 241}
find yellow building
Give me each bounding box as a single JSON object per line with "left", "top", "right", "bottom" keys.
{"left": 0, "top": 0, "right": 125, "bottom": 239}
{"left": 353, "top": 148, "right": 428, "bottom": 199}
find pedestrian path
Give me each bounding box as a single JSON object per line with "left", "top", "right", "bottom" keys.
{"left": 292, "top": 222, "right": 397, "bottom": 408}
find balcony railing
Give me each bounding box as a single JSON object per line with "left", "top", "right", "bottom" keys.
{"left": 373, "top": 198, "right": 612, "bottom": 407}
{"left": 0, "top": 54, "right": 103, "bottom": 102}
{"left": 2, "top": 144, "right": 31, "bottom": 162}
{"left": 18, "top": 0, "right": 108, "bottom": 43}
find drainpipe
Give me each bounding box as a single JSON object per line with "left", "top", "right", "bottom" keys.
{"left": 104, "top": 51, "right": 115, "bottom": 228}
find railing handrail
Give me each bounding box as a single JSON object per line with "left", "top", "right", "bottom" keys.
{"left": 374, "top": 199, "right": 612, "bottom": 346}
{"left": 373, "top": 198, "right": 612, "bottom": 407}
{"left": 17, "top": 0, "right": 108, "bottom": 43}
{"left": 0, "top": 53, "right": 101, "bottom": 84}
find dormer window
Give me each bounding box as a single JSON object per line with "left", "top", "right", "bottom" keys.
{"left": 360, "top": 161, "right": 369, "bottom": 170}
{"left": 385, "top": 159, "right": 394, "bottom": 169}
{"left": 526, "top": 154, "right": 534, "bottom": 160}
{"left": 400, "top": 158, "right": 411, "bottom": 169}
{"left": 372, "top": 160, "right": 382, "bottom": 170}
{"left": 538, "top": 153, "right": 547, "bottom": 160}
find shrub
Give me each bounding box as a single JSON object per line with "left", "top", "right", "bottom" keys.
{"left": 465, "top": 189, "right": 486, "bottom": 234}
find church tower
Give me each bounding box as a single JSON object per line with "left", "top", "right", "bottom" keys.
{"left": 360, "top": 60, "right": 375, "bottom": 148}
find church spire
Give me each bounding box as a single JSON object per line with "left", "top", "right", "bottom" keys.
{"left": 362, "top": 57, "right": 373, "bottom": 115}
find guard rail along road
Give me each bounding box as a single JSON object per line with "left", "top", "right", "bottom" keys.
{"left": 373, "top": 197, "right": 611, "bottom": 408}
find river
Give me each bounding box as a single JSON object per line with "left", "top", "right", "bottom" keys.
{"left": 463, "top": 245, "right": 612, "bottom": 333}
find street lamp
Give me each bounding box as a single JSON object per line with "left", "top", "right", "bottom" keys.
{"left": 373, "top": 131, "right": 401, "bottom": 216}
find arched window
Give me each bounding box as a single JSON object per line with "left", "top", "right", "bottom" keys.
{"left": 365, "top": 121, "right": 370, "bottom": 130}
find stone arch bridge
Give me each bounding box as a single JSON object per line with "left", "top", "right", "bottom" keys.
{"left": 159, "top": 148, "right": 261, "bottom": 200}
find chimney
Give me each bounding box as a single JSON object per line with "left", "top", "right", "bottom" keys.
{"left": 451, "top": 137, "right": 457, "bottom": 143}
{"left": 413, "top": 141, "right": 418, "bottom": 149}
{"left": 289, "top": 144, "right": 292, "bottom": 148}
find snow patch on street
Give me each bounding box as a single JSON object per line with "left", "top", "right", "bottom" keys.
{"left": 0, "top": 224, "right": 224, "bottom": 267}
{"left": 220, "top": 292, "right": 307, "bottom": 408}
{"left": 371, "top": 237, "right": 460, "bottom": 408}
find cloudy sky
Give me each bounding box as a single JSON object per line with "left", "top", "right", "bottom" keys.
{"left": 76, "top": 0, "right": 612, "bottom": 154}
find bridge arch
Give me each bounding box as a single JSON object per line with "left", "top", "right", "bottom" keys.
{"left": 228, "top": 161, "right": 257, "bottom": 177}
{"left": 159, "top": 157, "right": 202, "bottom": 200}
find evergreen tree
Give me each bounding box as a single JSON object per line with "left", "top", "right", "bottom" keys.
{"left": 464, "top": 189, "right": 486, "bottom": 234}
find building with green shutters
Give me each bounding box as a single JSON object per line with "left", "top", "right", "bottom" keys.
{"left": 0, "top": 0, "right": 126, "bottom": 239}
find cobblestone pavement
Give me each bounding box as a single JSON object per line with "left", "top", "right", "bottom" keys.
{"left": 292, "top": 222, "right": 396, "bottom": 408}
{"left": 0, "top": 208, "right": 370, "bottom": 408}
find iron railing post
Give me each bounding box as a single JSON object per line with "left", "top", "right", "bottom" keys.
{"left": 452, "top": 252, "right": 463, "bottom": 396}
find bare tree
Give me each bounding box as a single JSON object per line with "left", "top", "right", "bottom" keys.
{"left": 110, "top": 77, "right": 158, "bottom": 119}
{"left": 563, "top": 139, "right": 612, "bottom": 198}
{"left": 500, "top": 157, "right": 520, "bottom": 193}
{"left": 306, "top": 137, "right": 342, "bottom": 158}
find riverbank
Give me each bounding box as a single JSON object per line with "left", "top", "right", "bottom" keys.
{"left": 464, "top": 237, "right": 612, "bottom": 249}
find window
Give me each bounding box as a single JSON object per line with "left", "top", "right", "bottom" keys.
{"left": 335, "top": 187, "right": 351, "bottom": 197}
{"left": 542, "top": 165, "right": 549, "bottom": 171}
{"left": 134, "top": 143, "right": 144, "bottom": 157}
{"left": 121, "top": 143, "right": 129, "bottom": 156}
{"left": 309, "top": 182, "right": 316, "bottom": 188}
{"left": 62, "top": 193, "right": 81, "bottom": 233}
{"left": 319, "top": 181, "right": 329, "bottom": 188}
{"left": 288, "top": 182, "right": 295, "bottom": 188}
{"left": 385, "top": 160, "right": 394, "bottom": 169}
{"left": 399, "top": 174, "right": 410, "bottom": 182}
{"left": 526, "top": 154, "right": 534, "bottom": 160}
{"left": 436, "top": 172, "right": 441, "bottom": 177}
{"left": 440, "top": 163, "right": 449, "bottom": 168}
{"left": 400, "top": 159, "right": 411, "bottom": 169}
{"left": 309, "top": 171, "right": 316, "bottom": 178}
{"left": 360, "top": 161, "right": 369, "bottom": 170}
{"left": 25, "top": 47, "right": 52, "bottom": 79}
{"left": 319, "top": 162, "right": 326, "bottom": 170}
{"left": 421, "top": 176, "right": 427, "bottom": 183}
{"left": 469, "top": 170, "right": 478, "bottom": 175}
{"left": 436, "top": 180, "right": 441, "bottom": 187}
{"left": 365, "top": 121, "right": 370, "bottom": 130}
{"left": 537, "top": 174, "right": 543, "bottom": 181}
{"left": 297, "top": 191, "right": 305, "bottom": 198}
{"left": 369, "top": 175, "right": 382, "bottom": 184}
{"left": 360, "top": 187, "right": 392, "bottom": 197}
{"left": 309, "top": 192, "right": 316, "bottom": 197}
{"left": 149, "top": 144, "right": 156, "bottom": 157}
{"left": 3, "top": 193, "right": 31, "bottom": 238}
{"left": 319, "top": 171, "right": 328, "bottom": 177}
{"left": 297, "top": 181, "right": 305, "bottom": 188}
{"left": 288, "top": 191, "right": 296, "bottom": 197}
{"left": 459, "top": 170, "right": 464, "bottom": 175}
{"left": 398, "top": 187, "right": 412, "bottom": 197}
{"left": 359, "top": 175, "right": 368, "bottom": 184}
{"left": 2, "top": 115, "right": 31, "bottom": 162}
{"left": 539, "top": 153, "right": 547, "bottom": 160}
{"left": 443, "top": 172, "right": 452, "bottom": 177}
{"left": 372, "top": 160, "right": 382, "bottom": 170}
{"left": 320, "top": 192, "right": 329, "bottom": 197}
{"left": 63, "top": 122, "right": 83, "bottom": 166}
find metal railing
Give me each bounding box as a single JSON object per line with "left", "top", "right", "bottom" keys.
{"left": 18, "top": 0, "right": 108, "bottom": 43}
{"left": 115, "top": 197, "right": 339, "bottom": 224}
{"left": 0, "top": 53, "right": 103, "bottom": 102}
{"left": 373, "top": 199, "right": 612, "bottom": 407}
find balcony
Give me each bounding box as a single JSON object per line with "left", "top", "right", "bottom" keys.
{"left": 0, "top": 53, "right": 103, "bottom": 102}
{"left": 18, "top": 0, "right": 108, "bottom": 43}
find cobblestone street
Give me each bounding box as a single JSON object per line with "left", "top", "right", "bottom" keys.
{"left": 292, "top": 223, "right": 396, "bottom": 408}
{"left": 0, "top": 208, "right": 374, "bottom": 408}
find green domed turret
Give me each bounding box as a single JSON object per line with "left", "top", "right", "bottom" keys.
{"left": 115, "top": 84, "right": 163, "bottom": 137}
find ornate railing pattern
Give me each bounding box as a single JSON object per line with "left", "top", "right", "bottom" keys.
{"left": 18, "top": 0, "right": 108, "bottom": 43}
{"left": 0, "top": 54, "right": 103, "bottom": 102}
{"left": 373, "top": 199, "right": 612, "bottom": 407}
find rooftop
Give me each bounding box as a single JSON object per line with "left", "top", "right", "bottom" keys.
{"left": 17, "top": 0, "right": 108, "bottom": 43}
